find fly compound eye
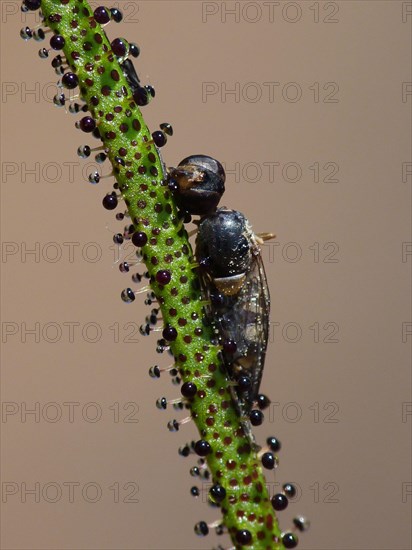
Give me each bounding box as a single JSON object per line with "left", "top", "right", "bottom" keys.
{"left": 168, "top": 155, "right": 225, "bottom": 216}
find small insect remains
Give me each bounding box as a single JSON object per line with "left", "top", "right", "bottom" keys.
{"left": 169, "top": 156, "right": 274, "bottom": 431}
{"left": 168, "top": 154, "right": 226, "bottom": 216}
{"left": 196, "top": 208, "right": 274, "bottom": 429}
{"left": 121, "top": 58, "right": 140, "bottom": 92}
{"left": 120, "top": 49, "right": 156, "bottom": 108}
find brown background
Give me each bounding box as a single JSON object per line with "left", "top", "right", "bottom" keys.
{"left": 1, "top": 1, "right": 411, "bottom": 549}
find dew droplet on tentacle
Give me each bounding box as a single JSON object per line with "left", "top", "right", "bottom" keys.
{"left": 22, "top": 0, "right": 41, "bottom": 12}
{"left": 181, "top": 382, "right": 197, "bottom": 398}
{"left": 120, "top": 285, "right": 150, "bottom": 304}
{"left": 256, "top": 393, "right": 270, "bottom": 410}
{"left": 133, "top": 85, "right": 155, "bottom": 106}
{"left": 167, "top": 415, "right": 192, "bottom": 432}
{"left": 68, "top": 102, "right": 88, "bottom": 114}
{"left": 155, "top": 395, "right": 185, "bottom": 411}
{"left": 61, "top": 72, "right": 79, "bottom": 90}
{"left": 293, "top": 516, "right": 310, "bottom": 532}
{"left": 151, "top": 130, "right": 167, "bottom": 148}
{"left": 113, "top": 233, "right": 124, "bottom": 245}
{"left": 78, "top": 144, "right": 105, "bottom": 159}
{"left": 266, "top": 436, "right": 281, "bottom": 453}
{"left": 249, "top": 409, "right": 264, "bottom": 426}
{"left": 110, "top": 8, "right": 123, "bottom": 23}
{"left": 87, "top": 167, "right": 114, "bottom": 184}
{"left": 209, "top": 484, "right": 226, "bottom": 504}
{"left": 53, "top": 93, "right": 66, "bottom": 108}
{"left": 50, "top": 34, "right": 65, "bottom": 50}
{"left": 271, "top": 493, "right": 288, "bottom": 511}
{"left": 148, "top": 363, "right": 176, "bottom": 379}
{"left": 51, "top": 55, "right": 65, "bottom": 69}
{"left": 159, "top": 122, "right": 173, "bottom": 136}
{"left": 280, "top": 484, "right": 296, "bottom": 501}
{"left": 20, "top": 27, "right": 33, "bottom": 41}
{"left": 95, "top": 152, "right": 107, "bottom": 163}
{"left": 194, "top": 521, "right": 209, "bottom": 537}
{"left": 75, "top": 116, "right": 96, "bottom": 133}
{"left": 93, "top": 6, "right": 111, "bottom": 25}
{"left": 194, "top": 439, "right": 212, "bottom": 457}
{"left": 260, "top": 451, "right": 277, "bottom": 470}
{"left": 129, "top": 43, "right": 140, "bottom": 58}
{"left": 281, "top": 532, "right": 298, "bottom": 549}
{"left": 110, "top": 37, "right": 130, "bottom": 59}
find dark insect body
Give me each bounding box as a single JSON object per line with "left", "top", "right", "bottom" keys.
{"left": 169, "top": 156, "right": 272, "bottom": 426}
{"left": 196, "top": 207, "right": 272, "bottom": 422}
{"left": 168, "top": 154, "right": 225, "bottom": 216}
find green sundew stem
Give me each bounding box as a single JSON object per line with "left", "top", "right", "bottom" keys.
{"left": 36, "top": 1, "right": 285, "bottom": 548}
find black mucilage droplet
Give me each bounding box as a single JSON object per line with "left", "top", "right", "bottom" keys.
{"left": 257, "top": 393, "right": 271, "bottom": 410}
{"left": 267, "top": 436, "right": 281, "bottom": 452}
{"left": 155, "top": 270, "right": 171, "bottom": 285}
{"left": 102, "top": 194, "right": 118, "bottom": 210}
{"left": 249, "top": 409, "right": 264, "bottom": 426}
{"left": 194, "top": 440, "right": 211, "bottom": 457}
{"left": 39, "top": 47, "right": 50, "bottom": 59}
{"left": 132, "top": 232, "right": 148, "bottom": 247}
{"left": 271, "top": 493, "right": 288, "bottom": 511}
{"left": 152, "top": 131, "right": 167, "bottom": 147}
{"left": 23, "top": 0, "right": 41, "bottom": 10}
{"left": 53, "top": 93, "right": 66, "bottom": 107}
{"left": 293, "top": 516, "right": 310, "bottom": 532}
{"left": 62, "top": 72, "right": 79, "bottom": 89}
{"left": 113, "top": 233, "right": 124, "bottom": 245}
{"left": 133, "top": 87, "right": 150, "bottom": 106}
{"left": 159, "top": 122, "right": 173, "bottom": 136}
{"left": 77, "top": 145, "right": 91, "bottom": 158}
{"left": 282, "top": 483, "right": 296, "bottom": 498}
{"left": 194, "top": 521, "right": 209, "bottom": 536}
{"left": 146, "top": 85, "right": 155, "bottom": 98}
{"left": 95, "top": 152, "right": 107, "bottom": 163}
{"left": 129, "top": 43, "right": 140, "bottom": 58}
{"left": 78, "top": 117, "right": 96, "bottom": 133}
{"left": 156, "top": 397, "right": 167, "bottom": 410}
{"left": 50, "top": 35, "right": 65, "bottom": 50}
{"left": 111, "top": 37, "right": 129, "bottom": 58}
{"left": 261, "top": 452, "right": 276, "bottom": 470}
{"left": 110, "top": 8, "right": 123, "bottom": 22}
{"left": 51, "top": 55, "right": 63, "bottom": 68}
{"left": 162, "top": 325, "right": 178, "bottom": 341}
{"left": 88, "top": 172, "right": 100, "bottom": 184}
{"left": 93, "top": 6, "right": 111, "bottom": 24}
{"left": 209, "top": 484, "right": 226, "bottom": 503}
{"left": 121, "top": 288, "right": 135, "bottom": 303}
{"left": 33, "top": 29, "right": 45, "bottom": 42}
{"left": 237, "top": 375, "right": 251, "bottom": 393}
{"left": 236, "top": 529, "right": 252, "bottom": 545}
{"left": 181, "top": 382, "right": 197, "bottom": 398}
{"left": 20, "top": 27, "right": 33, "bottom": 41}
{"left": 282, "top": 532, "right": 298, "bottom": 549}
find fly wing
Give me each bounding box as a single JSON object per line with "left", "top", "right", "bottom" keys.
{"left": 233, "top": 242, "right": 270, "bottom": 412}
{"left": 207, "top": 241, "right": 270, "bottom": 415}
